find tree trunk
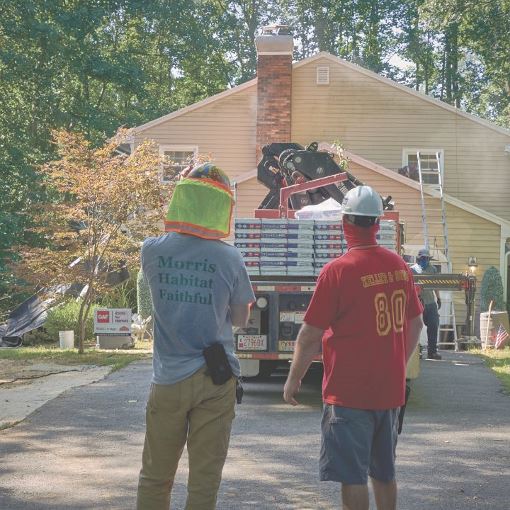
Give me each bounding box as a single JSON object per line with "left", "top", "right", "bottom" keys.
{"left": 445, "top": 32, "right": 452, "bottom": 103}
{"left": 77, "top": 297, "right": 87, "bottom": 354}
{"left": 77, "top": 282, "right": 94, "bottom": 354}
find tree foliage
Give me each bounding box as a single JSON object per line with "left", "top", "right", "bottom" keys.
{"left": 480, "top": 266, "right": 506, "bottom": 313}
{"left": 1, "top": 0, "right": 509, "bottom": 318}
{"left": 12, "top": 129, "right": 165, "bottom": 352}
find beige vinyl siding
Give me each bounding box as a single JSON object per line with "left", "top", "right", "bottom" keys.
{"left": 291, "top": 57, "right": 510, "bottom": 221}
{"left": 134, "top": 84, "right": 257, "bottom": 179}
{"left": 235, "top": 179, "right": 267, "bottom": 218}
{"left": 445, "top": 203, "right": 501, "bottom": 326}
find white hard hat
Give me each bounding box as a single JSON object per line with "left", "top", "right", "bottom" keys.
{"left": 341, "top": 185, "right": 383, "bottom": 217}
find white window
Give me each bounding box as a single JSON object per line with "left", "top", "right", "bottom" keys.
{"left": 402, "top": 148, "right": 444, "bottom": 185}
{"left": 159, "top": 145, "right": 198, "bottom": 183}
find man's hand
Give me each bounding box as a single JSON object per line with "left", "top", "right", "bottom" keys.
{"left": 436, "top": 297, "right": 441, "bottom": 310}
{"left": 283, "top": 377, "right": 301, "bottom": 406}
{"left": 282, "top": 323, "right": 323, "bottom": 406}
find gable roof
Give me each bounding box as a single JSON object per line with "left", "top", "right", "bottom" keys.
{"left": 296, "top": 52, "right": 510, "bottom": 138}
{"left": 232, "top": 148, "right": 510, "bottom": 230}
{"left": 133, "top": 79, "right": 257, "bottom": 134}
{"left": 133, "top": 51, "right": 510, "bottom": 138}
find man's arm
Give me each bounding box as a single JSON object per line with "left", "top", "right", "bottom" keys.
{"left": 406, "top": 314, "right": 423, "bottom": 362}
{"left": 283, "top": 323, "right": 324, "bottom": 406}
{"left": 231, "top": 303, "right": 251, "bottom": 328}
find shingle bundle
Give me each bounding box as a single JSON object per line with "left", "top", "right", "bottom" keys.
{"left": 234, "top": 218, "right": 398, "bottom": 276}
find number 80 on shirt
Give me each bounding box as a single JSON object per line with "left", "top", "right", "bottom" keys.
{"left": 374, "top": 290, "right": 406, "bottom": 336}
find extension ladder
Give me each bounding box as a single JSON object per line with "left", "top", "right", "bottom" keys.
{"left": 416, "top": 151, "right": 458, "bottom": 350}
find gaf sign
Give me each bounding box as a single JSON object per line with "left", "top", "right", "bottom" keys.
{"left": 94, "top": 308, "right": 132, "bottom": 336}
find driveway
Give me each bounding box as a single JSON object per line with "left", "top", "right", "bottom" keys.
{"left": 0, "top": 351, "right": 508, "bottom": 509}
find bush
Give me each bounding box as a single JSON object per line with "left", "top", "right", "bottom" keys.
{"left": 45, "top": 300, "right": 97, "bottom": 342}
{"left": 22, "top": 328, "right": 54, "bottom": 346}
{"left": 480, "top": 266, "right": 505, "bottom": 312}
{"left": 99, "top": 271, "right": 138, "bottom": 311}
{"left": 137, "top": 270, "right": 152, "bottom": 319}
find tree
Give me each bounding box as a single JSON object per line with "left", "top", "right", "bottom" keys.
{"left": 480, "top": 266, "right": 505, "bottom": 313}
{"left": 420, "top": 0, "right": 510, "bottom": 124}
{"left": 13, "top": 129, "right": 166, "bottom": 352}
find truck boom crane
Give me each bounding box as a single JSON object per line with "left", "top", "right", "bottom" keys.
{"left": 257, "top": 142, "right": 394, "bottom": 211}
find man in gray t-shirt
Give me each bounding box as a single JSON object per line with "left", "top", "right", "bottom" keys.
{"left": 141, "top": 233, "right": 254, "bottom": 385}
{"left": 411, "top": 248, "right": 442, "bottom": 360}
{"left": 137, "top": 164, "right": 254, "bottom": 510}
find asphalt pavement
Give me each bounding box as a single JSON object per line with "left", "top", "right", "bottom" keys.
{"left": 0, "top": 351, "right": 509, "bottom": 509}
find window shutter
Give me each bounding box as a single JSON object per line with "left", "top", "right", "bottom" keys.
{"left": 316, "top": 66, "right": 330, "bottom": 85}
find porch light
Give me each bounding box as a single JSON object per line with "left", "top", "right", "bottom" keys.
{"left": 468, "top": 256, "right": 478, "bottom": 274}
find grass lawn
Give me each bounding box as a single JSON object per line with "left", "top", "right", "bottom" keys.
{"left": 473, "top": 347, "right": 510, "bottom": 394}
{"left": 0, "top": 341, "right": 152, "bottom": 372}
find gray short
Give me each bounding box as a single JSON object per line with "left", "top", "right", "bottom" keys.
{"left": 320, "top": 404, "right": 399, "bottom": 485}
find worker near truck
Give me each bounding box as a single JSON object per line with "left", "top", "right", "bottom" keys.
{"left": 137, "top": 163, "right": 255, "bottom": 510}
{"left": 411, "top": 248, "right": 442, "bottom": 360}
{"left": 283, "top": 185, "right": 423, "bottom": 510}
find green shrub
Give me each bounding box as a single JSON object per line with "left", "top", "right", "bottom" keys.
{"left": 22, "top": 328, "right": 54, "bottom": 346}
{"left": 480, "top": 266, "right": 505, "bottom": 312}
{"left": 99, "top": 271, "right": 137, "bottom": 311}
{"left": 45, "top": 300, "right": 97, "bottom": 342}
{"left": 137, "top": 270, "right": 152, "bottom": 319}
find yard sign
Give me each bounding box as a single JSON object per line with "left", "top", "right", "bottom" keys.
{"left": 94, "top": 308, "right": 132, "bottom": 336}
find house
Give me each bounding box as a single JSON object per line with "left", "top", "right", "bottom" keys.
{"left": 131, "top": 26, "right": 510, "bottom": 331}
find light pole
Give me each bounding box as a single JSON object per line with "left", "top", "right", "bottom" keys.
{"left": 465, "top": 257, "right": 478, "bottom": 341}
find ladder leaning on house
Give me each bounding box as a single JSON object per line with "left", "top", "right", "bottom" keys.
{"left": 416, "top": 151, "right": 459, "bottom": 351}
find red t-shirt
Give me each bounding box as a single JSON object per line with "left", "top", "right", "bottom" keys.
{"left": 304, "top": 246, "right": 423, "bottom": 410}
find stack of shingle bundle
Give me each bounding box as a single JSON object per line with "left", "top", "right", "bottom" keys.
{"left": 234, "top": 218, "right": 261, "bottom": 275}
{"left": 286, "top": 219, "right": 315, "bottom": 276}
{"left": 259, "top": 219, "right": 289, "bottom": 276}
{"left": 378, "top": 220, "right": 398, "bottom": 251}
{"left": 313, "top": 220, "right": 344, "bottom": 276}
{"left": 234, "top": 217, "right": 398, "bottom": 277}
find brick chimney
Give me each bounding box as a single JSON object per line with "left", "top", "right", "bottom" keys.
{"left": 255, "top": 26, "right": 293, "bottom": 160}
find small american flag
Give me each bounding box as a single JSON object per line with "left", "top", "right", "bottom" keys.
{"left": 495, "top": 324, "right": 509, "bottom": 349}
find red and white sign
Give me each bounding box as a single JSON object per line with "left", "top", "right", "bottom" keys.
{"left": 94, "top": 308, "right": 132, "bottom": 335}
{"left": 96, "top": 310, "right": 110, "bottom": 323}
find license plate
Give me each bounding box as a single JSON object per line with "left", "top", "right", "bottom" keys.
{"left": 237, "top": 335, "right": 267, "bottom": 351}
{"left": 278, "top": 340, "right": 295, "bottom": 352}
{"left": 280, "top": 312, "right": 295, "bottom": 322}
{"left": 294, "top": 312, "right": 305, "bottom": 324}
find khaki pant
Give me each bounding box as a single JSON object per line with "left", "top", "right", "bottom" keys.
{"left": 137, "top": 367, "right": 236, "bottom": 510}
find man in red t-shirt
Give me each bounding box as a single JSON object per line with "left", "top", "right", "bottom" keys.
{"left": 284, "top": 186, "right": 423, "bottom": 510}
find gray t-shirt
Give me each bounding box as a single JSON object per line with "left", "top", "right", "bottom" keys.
{"left": 411, "top": 262, "right": 437, "bottom": 305}
{"left": 141, "top": 233, "right": 255, "bottom": 385}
